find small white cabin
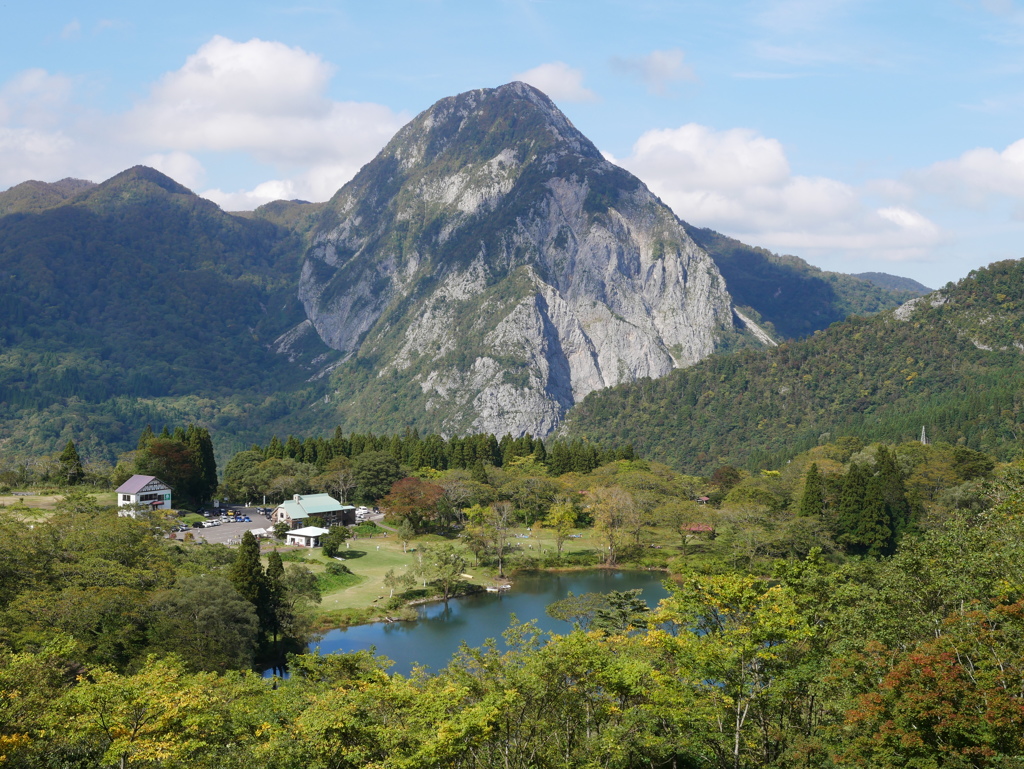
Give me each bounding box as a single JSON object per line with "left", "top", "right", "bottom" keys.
{"left": 285, "top": 526, "right": 330, "bottom": 548}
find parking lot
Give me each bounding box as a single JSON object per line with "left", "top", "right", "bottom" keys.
{"left": 170, "top": 506, "right": 275, "bottom": 546}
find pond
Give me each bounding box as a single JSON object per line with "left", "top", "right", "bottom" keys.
{"left": 312, "top": 569, "right": 672, "bottom": 676}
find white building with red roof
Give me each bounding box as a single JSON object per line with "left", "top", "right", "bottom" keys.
{"left": 116, "top": 475, "right": 173, "bottom": 516}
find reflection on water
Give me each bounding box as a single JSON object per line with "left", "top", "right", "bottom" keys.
{"left": 312, "top": 569, "right": 671, "bottom": 675}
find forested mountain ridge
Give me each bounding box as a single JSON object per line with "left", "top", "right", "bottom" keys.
{"left": 0, "top": 177, "right": 97, "bottom": 216}
{"left": 853, "top": 270, "right": 932, "bottom": 294}
{"left": 683, "top": 225, "right": 924, "bottom": 339}
{"left": 0, "top": 166, "right": 336, "bottom": 460}
{"left": 562, "top": 258, "right": 1024, "bottom": 472}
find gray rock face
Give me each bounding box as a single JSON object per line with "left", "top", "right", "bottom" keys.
{"left": 298, "top": 82, "right": 752, "bottom": 437}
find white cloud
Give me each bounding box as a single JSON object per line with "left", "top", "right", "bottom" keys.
{"left": 202, "top": 179, "right": 298, "bottom": 211}
{"left": 126, "top": 36, "right": 406, "bottom": 171}
{"left": 0, "top": 69, "right": 73, "bottom": 127}
{"left": 512, "top": 61, "right": 597, "bottom": 102}
{"left": 0, "top": 127, "right": 77, "bottom": 185}
{"left": 0, "top": 69, "right": 84, "bottom": 186}
{"left": 915, "top": 138, "right": 1024, "bottom": 204}
{"left": 0, "top": 38, "right": 407, "bottom": 206}
{"left": 615, "top": 122, "right": 942, "bottom": 262}
{"left": 61, "top": 20, "right": 81, "bottom": 40}
{"left": 201, "top": 162, "right": 360, "bottom": 210}
{"left": 611, "top": 49, "right": 696, "bottom": 95}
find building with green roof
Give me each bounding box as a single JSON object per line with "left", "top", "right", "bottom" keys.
{"left": 272, "top": 493, "right": 355, "bottom": 528}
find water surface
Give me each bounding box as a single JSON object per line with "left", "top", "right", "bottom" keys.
{"left": 313, "top": 569, "right": 671, "bottom": 675}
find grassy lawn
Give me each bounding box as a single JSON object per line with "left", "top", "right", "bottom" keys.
{"left": 0, "top": 490, "right": 119, "bottom": 514}
{"left": 262, "top": 532, "right": 423, "bottom": 611}
{"left": 0, "top": 493, "right": 65, "bottom": 512}
{"left": 321, "top": 543, "right": 418, "bottom": 610}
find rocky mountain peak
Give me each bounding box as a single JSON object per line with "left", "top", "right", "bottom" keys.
{"left": 384, "top": 81, "right": 601, "bottom": 170}
{"left": 297, "top": 83, "right": 760, "bottom": 437}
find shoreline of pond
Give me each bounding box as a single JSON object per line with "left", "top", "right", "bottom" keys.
{"left": 307, "top": 568, "right": 674, "bottom": 676}
{"left": 313, "top": 564, "right": 674, "bottom": 632}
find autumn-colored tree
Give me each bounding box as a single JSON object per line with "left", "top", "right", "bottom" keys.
{"left": 842, "top": 602, "right": 1024, "bottom": 767}
{"left": 380, "top": 476, "right": 444, "bottom": 533}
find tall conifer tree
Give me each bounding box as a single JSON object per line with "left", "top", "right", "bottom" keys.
{"left": 875, "top": 445, "right": 912, "bottom": 540}
{"left": 852, "top": 475, "right": 894, "bottom": 557}
{"left": 798, "top": 463, "right": 825, "bottom": 517}
{"left": 137, "top": 425, "right": 155, "bottom": 450}
{"left": 230, "top": 532, "right": 270, "bottom": 637}
{"left": 57, "top": 439, "right": 84, "bottom": 486}
{"left": 836, "top": 463, "right": 867, "bottom": 546}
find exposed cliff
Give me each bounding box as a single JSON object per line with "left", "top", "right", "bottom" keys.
{"left": 298, "top": 82, "right": 760, "bottom": 437}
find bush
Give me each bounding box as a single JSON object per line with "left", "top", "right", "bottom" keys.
{"left": 352, "top": 522, "right": 381, "bottom": 537}
{"left": 275, "top": 551, "right": 309, "bottom": 563}
{"left": 325, "top": 561, "right": 351, "bottom": 576}
{"left": 384, "top": 596, "right": 405, "bottom": 611}
{"left": 321, "top": 527, "right": 349, "bottom": 558}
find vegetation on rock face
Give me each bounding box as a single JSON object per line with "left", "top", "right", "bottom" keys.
{"left": 297, "top": 82, "right": 745, "bottom": 438}
{"left": 564, "top": 258, "right": 1024, "bottom": 472}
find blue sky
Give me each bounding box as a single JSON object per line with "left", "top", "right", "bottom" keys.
{"left": 4, "top": 1, "right": 1024, "bottom": 286}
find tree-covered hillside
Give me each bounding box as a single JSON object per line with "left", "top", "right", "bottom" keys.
{"left": 0, "top": 167, "right": 335, "bottom": 460}
{"left": 564, "top": 259, "right": 1024, "bottom": 472}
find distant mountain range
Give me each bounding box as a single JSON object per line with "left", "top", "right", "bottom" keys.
{"left": 0, "top": 83, "right": 951, "bottom": 464}
{"left": 853, "top": 272, "right": 932, "bottom": 294}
